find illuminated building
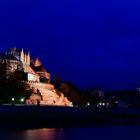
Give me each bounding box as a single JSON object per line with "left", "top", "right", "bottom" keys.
{"left": 0, "top": 47, "right": 72, "bottom": 106}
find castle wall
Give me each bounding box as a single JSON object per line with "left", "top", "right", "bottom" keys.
{"left": 28, "top": 82, "right": 72, "bottom": 106}
{"left": 5, "top": 60, "right": 18, "bottom": 78}
{"left": 28, "top": 73, "right": 40, "bottom": 82}
{"left": 23, "top": 73, "right": 40, "bottom": 82}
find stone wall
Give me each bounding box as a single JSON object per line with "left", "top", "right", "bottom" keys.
{"left": 27, "top": 82, "right": 72, "bottom": 106}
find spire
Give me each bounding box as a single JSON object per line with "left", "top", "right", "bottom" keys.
{"left": 27, "top": 52, "right": 30, "bottom": 65}
{"left": 24, "top": 53, "right": 27, "bottom": 63}
{"left": 20, "top": 48, "right": 24, "bottom": 62}
{"left": 21, "top": 48, "right": 24, "bottom": 53}
{"left": 34, "top": 58, "right": 42, "bottom": 66}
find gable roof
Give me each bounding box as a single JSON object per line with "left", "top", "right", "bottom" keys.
{"left": 31, "top": 65, "right": 47, "bottom": 72}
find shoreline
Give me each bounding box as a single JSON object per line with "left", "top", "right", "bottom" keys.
{"left": 0, "top": 105, "right": 140, "bottom": 130}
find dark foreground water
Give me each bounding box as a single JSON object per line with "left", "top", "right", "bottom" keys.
{"left": 0, "top": 126, "right": 140, "bottom": 140}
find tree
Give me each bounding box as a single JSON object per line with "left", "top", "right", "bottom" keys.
{"left": 60, "top": 82, "right": 84, "bottom": 106}
{"left": 0, "top": 70, "right": 33, "bottom": 104}
{"left": 51, "top": 75, "right": 61, "bottom": 90}
{"left": 0, "top": 62, "right": 6, "bottom": 81}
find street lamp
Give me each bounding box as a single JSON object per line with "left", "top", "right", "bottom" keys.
{"left": 20, "top": 98, "right": 24, "bottom": 103}
{"left": 87, "top": 102, "right": 90, "bottom": 106}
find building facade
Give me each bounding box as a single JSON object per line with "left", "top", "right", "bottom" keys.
{"left": 0, "top": 47, "right": 50, "bottom": 82}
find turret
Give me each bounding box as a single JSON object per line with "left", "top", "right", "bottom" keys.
{"left": 34, "top": 58, "right": 42, "bottom": 67}
{"left": 20, "top": 48, "right": 24, "bottom": 62}
{"left": 27, "top": 52, "right": 30, "bottom": 65}
{"left": 24, "top": 53, "right": 27, "bottom": 63}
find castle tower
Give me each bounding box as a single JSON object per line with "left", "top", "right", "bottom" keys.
{"left": 20, "top": 48, "right": 24, "bottom": 62}
{"left": 24, "top": 53, "right": 27, "bottom": 63}
{"left": 27, "top": 52, "right": 30, "bottom": 65}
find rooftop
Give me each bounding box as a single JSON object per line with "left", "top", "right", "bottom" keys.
{"left": 0, "top": 53, "right": 18, "bottom": 61}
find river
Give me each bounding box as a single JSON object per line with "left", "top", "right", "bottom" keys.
{"left": 0, "top": 126, "right": 139, "bottom": 140}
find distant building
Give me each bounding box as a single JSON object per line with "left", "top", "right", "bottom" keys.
{"left": 0, "top": 47, "right": 72, "bottom": 106}
{"left": 89, "top": 88, "right": 104, "bottom": 97}
{"left": 137, "top": 87, "right": 140, "bottom": 94}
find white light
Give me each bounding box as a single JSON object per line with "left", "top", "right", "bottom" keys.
{"left": 99, "top": 103, "right": 102, "bottom": 106}
{"left": 106, "top": 103, "right": 109, "bottom": 106}
{"left": 20, "top": 98, "right": 24, "bottom": 102}
{"left": 11, "top": 98, "right": 15, "bottom": 101}
{"left": 69, "top": 102, "right": 73, "bottom": 107}
{"left": 102, "top": 103, "right": 105, "bottom": 106}
{"left": 115, "top": 101, "right": 118, "bottom": 104}
{"left": 87, "top": 102, "right": 90, "bottom": 106}
{"left": 70, "top": 104, "right": 74, "bottom": 107}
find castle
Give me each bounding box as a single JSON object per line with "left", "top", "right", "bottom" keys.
{"left": 0, "top": 47, "right": 72, "bottom": 106}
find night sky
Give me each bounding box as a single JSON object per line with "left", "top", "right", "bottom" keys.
{"left": 0, "top": 0, "right": 140, "bottom": 90}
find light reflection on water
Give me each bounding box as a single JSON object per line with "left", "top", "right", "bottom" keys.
{"left": 22, "top": 128, "right": 64, "bottom": 140}
{"left": 0, "top": 128, "right": 64, "bottom": 140}
{"left": 0, "top": 126, "right": 140, "bottom": 140}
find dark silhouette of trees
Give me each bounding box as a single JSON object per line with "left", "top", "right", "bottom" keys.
{"left": 106, "top": 90, "right": 140, "bottom": 108}
{"left": 0, "top": 62, "right": 6, "bottom": 81}
{"left": 59, "top": 82, "right": 103, "bottom": 107}
{"left": 51, "top": 75, "right": 61, "bottom": 90}
{"left": 60, "top": 82, "right": 80, "bottom": 106}
{"left": 0, "top": 70, "right": 33, "bottom": 104}
{"left": 60, "top": 82, "right": 89, "bottom": 106}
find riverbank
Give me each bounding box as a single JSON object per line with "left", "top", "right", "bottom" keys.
{"left": 0, "top": 105, "right": 140, "bottom": 129}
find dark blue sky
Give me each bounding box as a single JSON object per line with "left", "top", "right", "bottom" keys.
{"left": 0, "top": 0, "right": 140, "bottom": 90}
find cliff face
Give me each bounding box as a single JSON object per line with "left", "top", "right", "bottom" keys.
{"left": 26, "top": 82, "right": 72, "bottom": 106}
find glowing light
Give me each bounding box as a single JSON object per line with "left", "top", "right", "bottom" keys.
{"left": 115, "top": 101, "right": 119, "bottom": 104}
{"left": 11, "top": 98, "right": 15, "bottom": 101}
{"left": 106, "top": 103, "right": 109, "bottom": 106}
{"left": 20, "top": 98, "right": 24, "bottom": 102}
{"left": 102, "top": 103, "right": 105, "bottom": 106}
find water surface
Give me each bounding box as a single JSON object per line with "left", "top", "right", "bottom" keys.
{"left": 0, "top": 126, "right": 139, "bottom": 140}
